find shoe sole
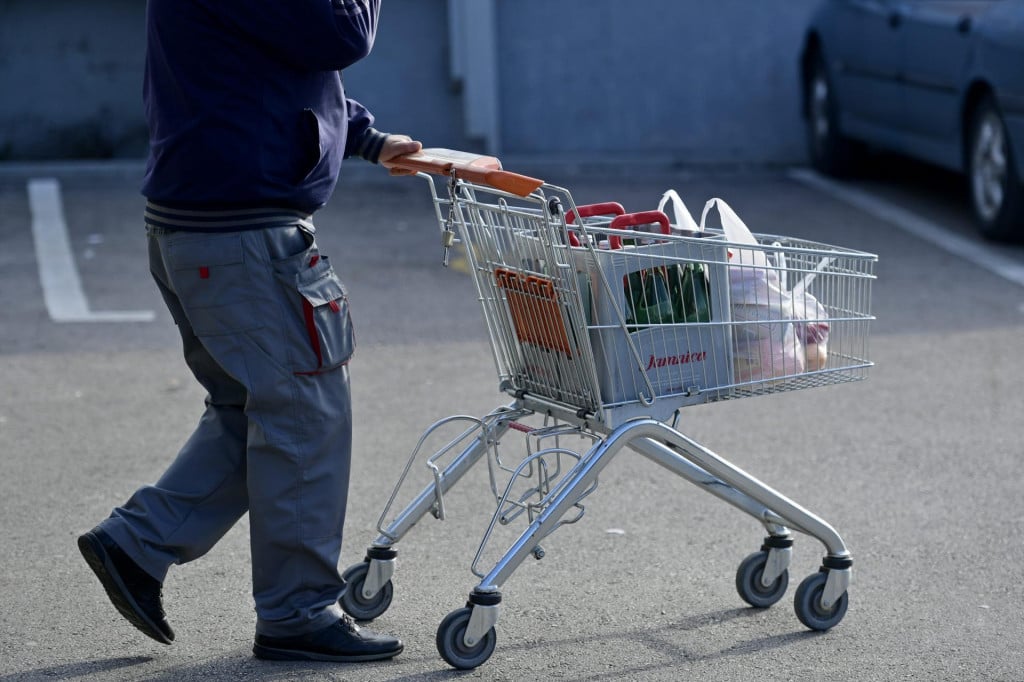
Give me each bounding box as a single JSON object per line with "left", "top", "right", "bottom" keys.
{"left": 252, "top": 643, "right": 404, "bottom": 663}
{"left": 77, "top": 532, "right": 173, "bottom": 645}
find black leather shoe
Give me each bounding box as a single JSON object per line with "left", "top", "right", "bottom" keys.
{"left": 253, "top": 615, "right": 403, "bottom": 662}
{"left": 77, "top": 528, "right": 174, "bottom": 645}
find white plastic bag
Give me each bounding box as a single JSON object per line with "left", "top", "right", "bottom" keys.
{"left": 728, "top": 264, "right": 806, "bottom": 383}
{"left": 699, "top": 198, "right": 831, "bottom": 382}
{"left": 652, "top": 191, "right": 832, "bottom": 381}
{"left": 658, "top": 189, "right": 702, "bottom": 235}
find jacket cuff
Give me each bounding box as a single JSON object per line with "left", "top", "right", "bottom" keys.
{"left": 353, "top": 127, "right": 389, "bottom": 164}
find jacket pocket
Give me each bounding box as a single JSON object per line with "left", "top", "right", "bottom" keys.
{"left": 297, "top": 108, "right": 327, "bottom": 183}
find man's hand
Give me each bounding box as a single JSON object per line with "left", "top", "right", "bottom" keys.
{"left": 379, "top": 135, "right": 423, "bottom": 175}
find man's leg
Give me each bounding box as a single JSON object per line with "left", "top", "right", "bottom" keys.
{"left": 150, "top": 225, "right": 353, "bottom": 636}
{"left": 101, "top": 233, "right": 252, "bottom": 578}
{"left": 85, "top": 224, "right": 399, "bottom": 659}
{"left": 81, "top": 230, "right": 251, "bottom": 642}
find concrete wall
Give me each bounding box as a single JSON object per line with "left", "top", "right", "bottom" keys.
{"left": 0, "top": 0, "right": 821, "bottom": 164}
{"left": 0, "top": 0, "right": 149, "bottom": 159}
{"left": 492, "top": 0, "right": 819, "bottom": 164}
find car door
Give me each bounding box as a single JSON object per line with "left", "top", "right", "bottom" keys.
{"left": 829, "top": 0, "right": 907, "bottom": 132}
{"left": 899, "top": 1, "right": 996, "bottom": 142}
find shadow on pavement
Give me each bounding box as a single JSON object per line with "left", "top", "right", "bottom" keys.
{"left": 1, "top": 608, "right": 823, "bottom": 680}
{"left": 0, "top": 656, "right": 153, "bottom": 681}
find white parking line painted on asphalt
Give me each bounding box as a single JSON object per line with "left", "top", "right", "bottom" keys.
{"left": 789, "top": 168, "right": 1024, "bottom": 290}
{"left": 27, "top": 178, "right": 155, "bottom": 323}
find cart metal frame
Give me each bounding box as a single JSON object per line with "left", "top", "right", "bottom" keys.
{"left": 340, "top": 150, "right": 876, "bottom": 669}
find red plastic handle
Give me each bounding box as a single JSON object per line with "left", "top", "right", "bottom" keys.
{"left": 608, "top": 210, "right": 671, "bottom": 249}
{"left": 565, "top": 202, "right": 626, "bottom": 247}
{"left": 565, "top": 202, "right": 626, "bottom": 224}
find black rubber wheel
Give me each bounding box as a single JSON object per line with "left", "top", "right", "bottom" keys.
{"left": 735, "top": 551, "right": 789, "bottom": 608}
{"left": 436, "top": 606, "right": 497, "bottom": 670}
{"left": 967, "top": 96, "right": 1024, "bottom": 242}
{"left": 794, "top": 571, "right": 848, "bottom": 631}
{"left": 805, "top": 51, "right": 863, "bottom": 177}
{"left": 339, "top": 561, "right": 394, "bottom": 622}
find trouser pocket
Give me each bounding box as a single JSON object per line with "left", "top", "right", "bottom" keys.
{"left": 163, "top": 232, "right": 262, "bottom": 335}
{"left": 273, "top": 248, "right": 355, "bottom": 374}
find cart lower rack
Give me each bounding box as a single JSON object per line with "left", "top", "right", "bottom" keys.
{"left": 341, "top": 150, "right": 876, "bottom": 669}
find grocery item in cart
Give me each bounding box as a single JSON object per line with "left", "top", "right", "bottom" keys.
{"left": 624, "top": 262, "right": 712, "bottom": 329}
{"left": 668, "top": 261, "right": 712, "bottom": 323}
{"left": 792, "top": 281, "right": 830, "bottom": 372}
{"left": 785, "top": 250, "right": 833, "bottom": 373}
{"left": 624, "top": 267, "right": 674, "bottom": 329}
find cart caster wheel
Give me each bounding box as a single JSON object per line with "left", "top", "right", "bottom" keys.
{"left": 340, "top": 561, "right": 393, "bottom": 621}
{"left": 736, "top": 551, "right": 789, "bottom": 608}
{"left": 794, "top": 571, "right": 848, "bottom": 631}
{"left": 436, "top": 607, "right": 497, "bottom": 670}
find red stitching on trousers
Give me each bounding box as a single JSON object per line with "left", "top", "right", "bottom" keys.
{"left": 302, "top": 299, "right": 323, "bottom": 369}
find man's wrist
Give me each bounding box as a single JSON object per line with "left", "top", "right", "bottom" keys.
{"left": 353, "top": 127, "right": 389, "bottom": 163}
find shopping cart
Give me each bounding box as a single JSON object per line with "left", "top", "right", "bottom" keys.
{"left": 341, "top": 149, "right": 877, "bottom": 669}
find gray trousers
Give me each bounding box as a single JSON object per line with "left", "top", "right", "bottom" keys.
{"left": 100, "top": 222, "right": 355, "bottom": 637}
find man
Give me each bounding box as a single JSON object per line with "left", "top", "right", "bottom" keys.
{"left": 77, "top": 0, "right": 420, "bottom": 663}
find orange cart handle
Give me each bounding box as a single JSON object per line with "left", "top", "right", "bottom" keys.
{"left": 382, "top": 148, "right": 544, "bottom": 198}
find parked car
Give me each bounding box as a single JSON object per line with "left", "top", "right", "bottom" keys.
{"left": 800, "top": 0, "right": 1024, "bottom": 241}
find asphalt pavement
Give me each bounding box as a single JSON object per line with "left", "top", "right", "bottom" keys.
{"left": 1, "top": 156, "right": 1022, "bottom": 681}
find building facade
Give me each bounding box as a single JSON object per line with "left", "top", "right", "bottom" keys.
{"left": 0, "top": 0, "right": 820, "bottom": 164}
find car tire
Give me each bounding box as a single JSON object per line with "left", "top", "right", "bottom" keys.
{"left": 967, "top": 96, "right": 1024, "bottom": 242}
{"left": 805, "top": 52, "right": 862, "bottom": 177}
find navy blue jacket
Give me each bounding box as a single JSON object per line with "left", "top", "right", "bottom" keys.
{"left": 141, "top": 0, "right": 386, "bottom": 214}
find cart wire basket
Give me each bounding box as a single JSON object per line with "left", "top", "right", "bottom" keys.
{"left": 340, "top": 149, "right": 877, "bottom": 669}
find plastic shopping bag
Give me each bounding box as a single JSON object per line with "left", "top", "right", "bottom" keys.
{"left": 658, "top": 189, "right": 702, "bottom": 235}
{"left": 700, "top": 198, "right": 830, "bottom": 382}
{"left": 727, "top": 266, "right": 805, "bottom": 382}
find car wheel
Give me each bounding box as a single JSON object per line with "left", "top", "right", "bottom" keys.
{"left": 967, "top": 97, "right": 1024, "bottom": 242}
{"left": 805, "top": 52, "right": 862, "bottom": 177}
